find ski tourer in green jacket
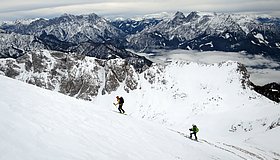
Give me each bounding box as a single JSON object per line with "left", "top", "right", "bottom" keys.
{"left": 189, "top": 124, "right": 199, "bottom": 140}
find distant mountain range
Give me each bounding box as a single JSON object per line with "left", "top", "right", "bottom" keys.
{"left": 0, "top": 13, "right": 151, "bottom": 71}
{"left": 125, "top": 11, "right": 280, "bottom": 61}
{"left": 1, "top": 11, "right": 280, "bottom": 61}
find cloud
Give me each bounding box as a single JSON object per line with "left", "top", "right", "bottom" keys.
{"left": 0, "top": 1, "right": 167, "bottom": 20}
{"left": 0, "top": 0, "right": 280, "bottom": 21}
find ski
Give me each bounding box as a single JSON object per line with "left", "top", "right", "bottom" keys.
{"left": 112, "top": 110, "right": 127, "bottom": 115}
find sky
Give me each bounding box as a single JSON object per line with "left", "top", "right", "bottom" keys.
{"left": 0, "top": 0, "right": 280, "bottom": 21}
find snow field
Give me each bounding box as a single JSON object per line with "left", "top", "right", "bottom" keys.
{"left": 0, "top": 58, "right": 279, "bottom": 160}
{"left": 1, "top": 75, "right": 249, "bottom": 160}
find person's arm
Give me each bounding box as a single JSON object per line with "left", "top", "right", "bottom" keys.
{"left": 113, "top": 99, "right": 118, "bottom": 105}
{"left": 114, "top": 99, "right": 120, "bottom": 105}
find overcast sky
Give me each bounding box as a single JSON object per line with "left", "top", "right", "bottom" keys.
{"left": 0, "top": 0, "right": 280, "bottom": 21}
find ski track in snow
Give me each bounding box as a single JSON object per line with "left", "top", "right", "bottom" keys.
{"left": 171, "top": 129, "right": 280, "bottom": 160}
{"left": 205, "top": 140, "right": 280, "bottom": 160}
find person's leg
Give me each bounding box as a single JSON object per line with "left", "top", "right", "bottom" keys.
{"left": 194, "top": 133, "right": 197, "bottom": 140}
{"left": 190, "top": 132, "right": 193, "bottom": 139}
{"left": 119, "top": 104, "right": 125, "bottom": 113}
{"left": 118, "top": 108, "right": 122, "bottom": 113}
{"left": 118, "top": 105, "right": 122, "bottom": 113}
{"left": 121, "top": 107, "right": 125, "bottom": 113}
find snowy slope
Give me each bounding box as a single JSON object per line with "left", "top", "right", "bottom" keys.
{"left": 0, "top": 59, "right": 279, "bottom": 159}
{"left": 0, "top": 75, "right": 259, "bottom": 160}
{"left": 92, "top": 60, "right": 280, "bottom": 159}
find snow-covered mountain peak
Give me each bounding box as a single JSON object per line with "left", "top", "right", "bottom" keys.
{"left": 0, "top": 18, "right": 40, "bottom": 26}
{"left": 174, "top": 11, "right": 185, "bottom": 19}
{"left": 148, "top": 60, "right": 251, "bottom": 92}
{"left": 56, "top": 12, "right": 101, "bottom": 22}
{"left": 168, "top": 11, "right": 187, "bottom": 25}
{"left": 126, "top": 12, "right": 172, "bottom": 21}
{"left": 59, "top": 13, "right": 76, "bottom": 18}
{"left": 185, "top": 11, "right": 200, "bottom": 22}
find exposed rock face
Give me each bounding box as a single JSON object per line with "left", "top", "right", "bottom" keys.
{"left": 0, "top": 50, "right": 140, "bottom": 101}
{"left": 252, "top": 82, "right": 280, "bottom": 103}
{"left": 236, "top": 62, "right": 251, "bottom": 89}
{"left": 0, "top": 32, "right": 44, "bottom": 58}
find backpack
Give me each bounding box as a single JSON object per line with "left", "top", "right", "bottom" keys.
{"left": 119, "top": 97, "right": 124, "bottom": 104}
{"left": 195, "top": 127, "right": 199, "bottom": 133}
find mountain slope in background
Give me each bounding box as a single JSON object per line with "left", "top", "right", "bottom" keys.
{"left": 0, "top": 50, "right": 143, "bottom": 100}
{"left": 0, "top": 49, "right": 279, "bottom": 103}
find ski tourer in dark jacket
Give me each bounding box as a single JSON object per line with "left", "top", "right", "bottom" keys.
{"left": 114, "top": 96, "right": 125, "bottom": 114}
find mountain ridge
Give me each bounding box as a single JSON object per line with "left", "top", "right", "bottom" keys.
{"left": 1, "top": 11, "right": 280, "bottom": 61}
{"left": 0, "top": 49, "right": 274, "bottom": 103}
{"left": 127, "top": 11, "right": 280, "bottom": 61}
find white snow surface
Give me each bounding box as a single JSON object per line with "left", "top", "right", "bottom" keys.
{"left": 0, "top": 59, "right": 280, "bottom": 160}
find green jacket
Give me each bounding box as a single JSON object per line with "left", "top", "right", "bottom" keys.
{"left": 191, "top": 126, "right": 199, "bottom": 133}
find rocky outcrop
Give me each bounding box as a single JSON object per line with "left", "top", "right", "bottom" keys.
{"left": 1, "top": 50, "right": 279, "bottom": 104}
{"left": 252, "top": 82, "right": 280, "bottom": 103}
{"left": 0, "top": 50, "right": 140, "bottom": 101}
